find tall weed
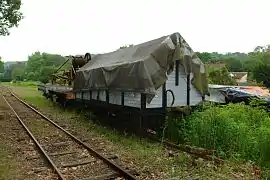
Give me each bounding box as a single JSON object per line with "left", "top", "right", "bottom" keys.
{"left": 166, "top": 103, "right": 270, "bottom": 167}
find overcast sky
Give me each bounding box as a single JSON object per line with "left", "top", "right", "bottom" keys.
{"left": 0, "top": 0, "right": 269, "bottom": 62}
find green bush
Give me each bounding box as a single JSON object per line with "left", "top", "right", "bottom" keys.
{"left": 166, "top": 103, "right": 270, "bottom": 167}
{"left": 10, "top": 81, "right": 38, "bottom": 87}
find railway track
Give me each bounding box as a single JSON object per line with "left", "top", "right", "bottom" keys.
{"left": 2, "top": 89, "right": 138, "bottom": 180}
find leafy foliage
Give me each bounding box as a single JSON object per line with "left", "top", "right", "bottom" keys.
{"left": 224, "top": 57, "right": 244, "bottom": 72}
{"left": 24, "top": 52, "right": 67, "bottom": 83}
{"left": 11, "top": 66, "right": 24, "bottom": 81}
{"left": 165, "top": 103, "right": 270, "bottom": 168}
{"left": 248, "top": 51, "right": 270, "bottom": 87}
{"left": 196, "top": 45, "right": 270, "bottom": 87}
{"left": 208, "top": 67, "right": 237, "bottom": 85}
{"left": 0, "top": 58, "right": 4, "bottom": 73}
{"left": 1, "top": 41, "right": 270, "bottom": 87}
{"left": 0, "top": 61, "right": 25, "bottom": 82}
{"left": 196, "top": 52, "right": 213, "bottom": 62}
{"left": 0, "top": 52, "right": 67, "bottom": 83}
{"left": 0, "top": 0, "right": 23, "bottom": 36}
{"left": 253, "top": 63, "right": 270, "bottom": 87}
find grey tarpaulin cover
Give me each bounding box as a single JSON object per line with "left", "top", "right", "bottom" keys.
{"left": 74, "top": 32, "right": 209, "bottom": 101}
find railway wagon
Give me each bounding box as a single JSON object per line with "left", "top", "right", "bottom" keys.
{"left": 39, "top": 54, "right": 91, "bottom": 107}
{"left": 72, "top": 32, "right": 209, "bottom": 134}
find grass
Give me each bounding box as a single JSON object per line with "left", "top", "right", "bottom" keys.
{"left": 0, "top": 141, "right": 21, "bottom": 180}
{"left": 0, "top": 145, "right": 12, "bottom": 179}
{"left": 3, "top": 81, "right": 261, "bottom": 179}
{"left": 165, "top": 102, "right": 270, "bottom": 178}
{"left": 1, "top": 81, "right": 38, "bottom": 87}
{"left": 6, "top": 82, "right": 48, "bottom": 108}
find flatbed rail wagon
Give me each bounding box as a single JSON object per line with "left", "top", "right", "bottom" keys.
{"left": 39, "top": 32, "right": 209, "bottom": 134}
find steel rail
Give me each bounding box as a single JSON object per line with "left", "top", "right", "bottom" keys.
{"left": 10, "top": 91, "right": 137, "bottom": 180}
{"left": 2, "top": 95, "right": 66, "bottom": 180}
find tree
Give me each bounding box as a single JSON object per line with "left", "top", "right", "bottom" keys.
{"left": 250, "top": 51, "right": 270, "bottom": 87}
{"left": 39, "top": 66, "right": 56, "bottom": 83}
{"left": 252, "top": 63, "right": 270, "bottom": 87}
{"left": 254, "top": 46, "right": 264, "bottom": 53}
{"left": 0, "top": 61, "right": 26, "bottom": 81}
{"left": 119, "top": 44, "right": 133, "bottom": 49}
{"left": 24, "top": 52, "right": 67, "bottom": 83}
{"left": 224, "top": 57, "right": 243, "bottom": 72}
{"left": 0, "top": 0, "right": 23, "bottom": 36}
{"left": 0, "top": 58, "right": 4, "bottom": 73}
{"left": 11, "top": 66, "right": 24, "bottom": 81}
{"left": 208, "top": 67, "right": 237, "bottom": 85}
{"left": 196, "top": 52, "right": 213, "bottom": 62}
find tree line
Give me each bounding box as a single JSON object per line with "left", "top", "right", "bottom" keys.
{"left": 197, "top": 46, "right": 270, "bottom": 87}
{"left": 0, "top": 0, "right": 269, "bottom": 87}
{"left": 0, "top": 45, "right": 269, "bottom": 88}
{"left": 0, "top": 52, "right": 68, "bottom": 83}
{"left": 0, "top": 0, "right": 270, "bottom": 87}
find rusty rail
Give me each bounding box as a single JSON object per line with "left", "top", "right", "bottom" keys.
{"left": 145, "top": 130, "right": 225, "bottom": 164}
{"left": 2, "top": 95, "right": 66, "bottom": 180}
{"left": 4, "top": 89, "right": 137, "bottom": 180}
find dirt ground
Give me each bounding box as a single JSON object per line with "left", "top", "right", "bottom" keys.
{"left": 0, "top": 85, "right": 259, "bottom": 180}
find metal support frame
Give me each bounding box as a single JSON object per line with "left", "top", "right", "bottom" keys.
{"left": 121, "top": 92, "right": 125, "bottom": 106}
{"left": 140, "top": 93, "right": 146, "bottom": 136}
{"left": 140, "top": 93, "right": 146, "bottom": 109}
{"left": 162, "top": 83, "right": 167, "bottom": 108}
{"left": 175, "top": 60, "right": 179, "bottom": 86}
{"left": 161, "top": 83, "right": 167, "bottom": 131}
{"left": 90, "top": 90, "right": 92, "bottom": 100}
{"left": 81, "top": 91, "right": 85, "bottom": 106}
{"left": 97, "top": 90, "right": 100, "bottom": 100}
{"left": 187, "top": 73, "right": 191, "bottom": 106}
{"left": 106, "top": 90, "right": 109, "bottom": 103}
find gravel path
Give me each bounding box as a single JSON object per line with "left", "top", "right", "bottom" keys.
{"left": 0, "top": 94, "right": 58, "bottom": 180}
{"left": 2, "top": 90, "right": 137, "bottom": 179}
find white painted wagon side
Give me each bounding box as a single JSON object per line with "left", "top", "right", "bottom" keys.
{"left": 147, "top": 64, "right": 203, "bottom": 108}
{"left": 75, "top": 63, "right": 203, "bottom": 108}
